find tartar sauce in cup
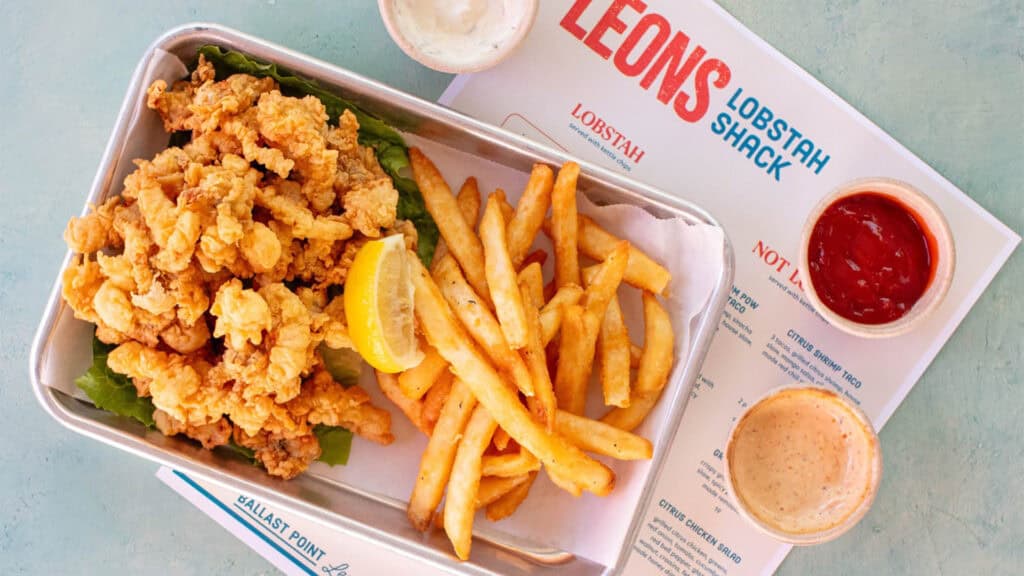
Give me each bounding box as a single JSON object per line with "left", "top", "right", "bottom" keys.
{"left": 379, "top": 0, "right": 538, "bottom": 73}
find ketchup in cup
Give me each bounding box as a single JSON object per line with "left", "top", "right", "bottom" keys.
{"left": 799, "top": 179, "right": 955, "bottom": 338}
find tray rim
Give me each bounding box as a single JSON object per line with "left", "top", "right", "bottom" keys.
{"left": 30, "top": 22, "right": 736, "bottom": 576}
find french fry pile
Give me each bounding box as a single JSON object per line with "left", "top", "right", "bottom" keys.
{"left": 378, "top": 149, "right": 676, "bottom": 560}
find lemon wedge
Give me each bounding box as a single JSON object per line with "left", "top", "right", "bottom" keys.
{"left": 344, "top": 235, "right": 423, "bottom": 373}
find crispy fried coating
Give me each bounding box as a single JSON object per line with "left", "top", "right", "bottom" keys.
{"left": 234, "top": 425, "right": 321, "bottom": 480}
{"left": 154, "top": 409, "right": 232, "bottom": 450}
{"left": 287, "top": 368, "right": 394, "bottom": 445}
{"left": 211, "top": 279, "right": 271, "bottom": 350}
{"left": 63, "top": 65, "right": 400, "bottom": 479}
{"left": 64, "top": 196, "right": 122, "bottom": 254}
{"left": 257, "top": 91, "right": 339, "bottom": 212}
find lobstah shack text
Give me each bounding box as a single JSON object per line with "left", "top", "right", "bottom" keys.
{"left": 560, "top": 0, "right": 833, "bottom": 182}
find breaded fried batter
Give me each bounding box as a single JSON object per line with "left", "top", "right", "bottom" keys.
{"left": 62, "top": 60, "right": 400, "bottom": 478}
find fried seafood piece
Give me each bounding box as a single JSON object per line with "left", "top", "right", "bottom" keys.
{"left": 64, "top": 195, "right": 122, "bottom": 254}
{"left": 211, "top": 278, "right": 272, "bottom": 349}
{"left": 221, "top": 107, "right": 295, "bottom": 179}
{"left": 341, "top": 178, "right": 398, "bottom": 238}
{"left": 233, "top": 425, "right": 321, "bottom": 480}
{"left": 387, "top": 219, "right": 419, "bottom": 253}
{"left": 146, "top": 55, "right": 276, "bottom": 135}
{"left": 111, "top": 203, "right": 158, "bottom": 294}
{"left": 160, "top": 317, "right": 211, "bottom": 355}
{"left": 297, "top": 287, "right": 353, "bottom": 350}
{"left": 256, "top": 91, "right": 339, "bottom": 212}
{"left": 107, "top": 341, "right": 228, "bottom": 426}
{"left": 191, "top": 73, "right": 277, "bottom": 134}
{"left": 287, "top": 368, "right": 394, "bottom": 445}
{"left": 154, "top": 409, "right": 232, "bottom": 450}
{"left": 256, "top": 180, "right": 352, "bottom": 242}
{"left": 211, "top": 283, "right": 314, "bottom": 406}
{"left": 145, "top": 55, "right": 216, "bottom": 132}
{"left": 92, "top": 279, "right": 177, "bottom": 348}
{"left": 62, "top": 255, "right": 105, "bottom": 325}
{"left": 193, "top": 154, "right": 268, "bottom": 276}
{"left": 327, "top": 110, "right": 388, "bottom": 189}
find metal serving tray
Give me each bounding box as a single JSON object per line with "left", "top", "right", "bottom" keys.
{"left": 30, "top": 23, "right": 734, "bottom": 576}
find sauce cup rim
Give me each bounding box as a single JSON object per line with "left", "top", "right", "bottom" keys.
{"left": 377, "top": 0, "right": 540, "bottom": 74}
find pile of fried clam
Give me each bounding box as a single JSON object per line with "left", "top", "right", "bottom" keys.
{"left": 61, "top": 56, "right": 408, "bottom": 478}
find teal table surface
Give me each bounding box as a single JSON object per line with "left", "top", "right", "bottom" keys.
{"left": 1, "top": 1, "right": 1021, "bottom": 574}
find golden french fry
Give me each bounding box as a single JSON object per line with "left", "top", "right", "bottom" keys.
{"left": 376, "top": 370, "right": 430, "bottom": 436}
{"left": 635, "top": 292, "right": 675, "bottom": 394}
{"left": 546, "top": 468, "right": 584, "bottom": 498}
{"left": 555, "top": 409, "right": 652, "bottom": 460}
{"left": 410, "top": 148, "right": 490, "bottom": 306}
{"left": 398, "top": 343, "right": 449, "bottom": 400}
{"left": 518, "top": 275, "right": 556, "bottom": 430}
{"left": 599, "top": 294, "right": 631, "bottom": 408}
{"left": 601, "top": 294, "right": 675, "bottom": 431}
{"left": 431, "top": 177, "right": 481, "bottom": 275}
{"left": 434, "top": 473, "right": 532, "bottom": 529}
{"left": 578, "top": 214, "right": 671, "bottom": 294}
{"left": 507, "top": 164, "right": 554, "bottom": 267}
{"left": 482, "top": 448, "right": 541, "bottom": 477}
{"left": 412, "top": 259, "right": 615, "bottom": 496}
{"left": 580, "top": 241, "right": 629, "bottom": 319}
{"left": 517, "top": 262, "right": 544, "bottom": 309}
{"left": 601, "top": 390, "right": 661, "bottom": 432}
{"left": 407, "top": 378, "right": 478, "bottom": 531}
{"left": 630, "top": 342, "right": 643, "bottom": 368}
{"left": 550, "top": 162, "right": 581, "bottom": 289}
{"left": 422, "top": 369, "right": 454, "bottom": 431}
{"left": 492, "top": 427, "right": 512, "bottom": 451}
{"left": 539, "top": 284, "right": 584, "bottom": 346}
{"left": 444, "top": 405, "right": 499, "bottom": 560}
{"left": 477, "top": 474, "right": 531, "bottom": 508}
{"left": 433, "top": 253, "right": 534, "bottom": 397}
{"left": 481, "top": 195, "right": 530, "bottom": 351}
{"left": 486, "top": 471, "right": 538, "bottom": 521}
{"left": 492, "top": 189, "right": 515, "bottom": 224}
{"left": 554, "top": 304, "right": 600, "bottom": 415}
{"left": 457, "top": 176, "right": 482, "bottom": 229}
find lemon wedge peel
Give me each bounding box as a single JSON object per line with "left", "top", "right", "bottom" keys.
{"left": 344, "top": 235, "right": 423, "bottom": 373}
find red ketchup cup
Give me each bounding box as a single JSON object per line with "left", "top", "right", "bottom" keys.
{"left": 799, "top": 178, "right": 955, "bottom": 338}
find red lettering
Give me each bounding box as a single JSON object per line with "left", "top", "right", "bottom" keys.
{"left": 593, "top": 118, "right": 607, "bottom": 136}
{"left": 571, "top": 102, "right": 584, "bottom": 118}
{"left": 560, "top": 0, "right": 593, "bottom": 40}
{"left": 614, "top": 13, "right": 671, "bottom": 77}
{"left": 674, "top": 58, "right": 731, "bottom": 123}
{"left": 754, "top": 241, "right": 791, "bottom": 273}
{"left": 581, "top": 111, "right": 596, "bottom": 126}
{"left": 584, "top": 0, "right": 646, "bottom": 59}
{"left": 563, "top": 3, "right": 733, "bottom": 127}
{"left": 639, "top": 32, "right": 705, "bottom": 105}
{"left": 789, "top": 268, "right": 804, "bottom": 291}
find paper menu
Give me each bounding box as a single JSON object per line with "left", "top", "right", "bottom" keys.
{"left": 439, "top": 0, "right": 1019, "bottom": 574}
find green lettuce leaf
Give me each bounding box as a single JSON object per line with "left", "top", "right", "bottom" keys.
{"left": 196, "top": 45, "right": 438, "bottom": 264}
{"left": 314, "top": 425, "right": 354, "bottom": 466}
{"left": 75, "top": 337, "right": 156, "bottom": 428}
{"left": 219, "top": 439, "right": 259, "bottom": 466}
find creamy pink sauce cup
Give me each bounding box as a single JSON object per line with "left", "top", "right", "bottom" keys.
{"left": 724, "top": 385, "right": 882, "bottom": 545}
